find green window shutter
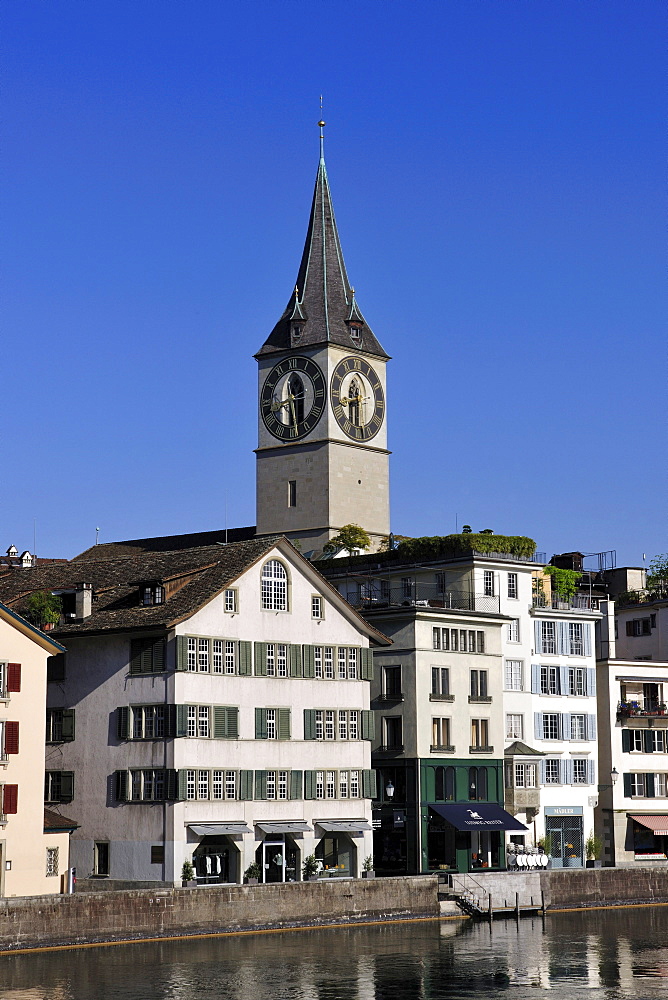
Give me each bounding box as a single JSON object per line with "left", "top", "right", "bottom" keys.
{"left": 129, "top": 640, "right": 144, "bottom": 674}
{"left": 152, "top": 639, "right": 165, "bottom": 672}
{"left": 61, "top": 708, "right": 76, "bottom": 741}
{"left": 623, "top": 773, "right": 632, "bottom": 797}
{"left": 115, "top": 770, "right": 129, "bottom": 802}
{"left": 226, "top": 707, "right": 239, "bottom": 739}
{"left": 165, "top": 770, "right": 178, "bottom": 800}
{"left": 165, "top": 704, "right": 177, "bottom": 737}
{"left": 175, "top": 635, "right": 189, "bottom": 671}
{"left": 238, "top": 641, "right": 252, "bottom": 675}
{"left": 289, "top": 645, "right": 302, "bottom": 677}
{"left": 361, "top": 648, "right": 374, "bottom": 681}
{"left": 361, "top": 710, "right": 376, "bottom": 741}
{"left": 60, "top": 771, "right": 74, "bottom": 803}
{"left": 304, "top": 770, "right": 316, "bottom": 800}
{"left": 176, "top": 705, "right": 188, "bottom": 738}
{"left": 362, "top": 769, "right": 377, "bottom": 799}
{"left": 621, "top": 729, "right": 631, "bottom": 753}
{"left": 177, "top": 769, "right": 188, "bottom": 801}
{"left": 278, "top": 708, "right": 291, "bottom": 740}
{"left": 290, "top": 770, "right": 303, "bottom": 799}
{"left": 644, "top": 730, "right": 654, "bottom": 754}
{"left": 239, "top": 770, "right": 254, "bottom": 800}
{"left": 213, "top": 705, "right": 227, "bottom": 739}
{"left": 302, "top": 645, "right": 315, "bottom": 678}
{"left": 117, "top": 707, "right": 129, "bottom": 740}
{"left": 303, "top": 709, "right": 317, "bottom": 740}
{"left": 255, "top": 708, "right": 268, "bottom": 740}
{"left": 255, "top": 770, "right": 267, "bottom": 799}
{"left": 646, "top": 773, "right": 656, "bottom": 798}
{"left": 254, "top": 642, "right": 267, "bottom": 676}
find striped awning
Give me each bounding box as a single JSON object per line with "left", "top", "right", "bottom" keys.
{"left": 630, "top": 814, "right": 668, "bottom": 836}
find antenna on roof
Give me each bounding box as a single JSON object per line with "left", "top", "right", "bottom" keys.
{"left": 95, "top": 527, "right": 100, "bottom": 546}
{"left": 225, "top": 492, "right": 228, "bottom": 546}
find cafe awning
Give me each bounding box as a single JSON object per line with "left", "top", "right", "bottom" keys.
{"left": 429, "top": 803, "right": 528, "bottom": 832}
{"left": 316, "top": 819, "right": 373, "bottom": 834}
{"left": 629, "top": 814, "right": 668, "bottom": 836}
{"left": 189, "top": 823, "right": 251, "bottom": 836}
{"left": 256, "top": 821, "right": 312, "bottom": 834}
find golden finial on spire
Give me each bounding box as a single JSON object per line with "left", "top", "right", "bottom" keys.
{"left": 318, "top": 95, "right": 326, "bottom": 160}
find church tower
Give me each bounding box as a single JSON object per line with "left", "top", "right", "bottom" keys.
{"left": 255, "top": 125, "right": 390, "bottom": 557}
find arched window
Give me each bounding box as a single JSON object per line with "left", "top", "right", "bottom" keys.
{"left": 261, "top": 559, "right": 288, "bottom": 611}
{"left": 445, "top": 766, "right": 455, "bottom": 801}
{"left": 348, "top": 378, "right": 361, "bottom": 427}
{"left": 435, "top": 766, "right": 445, "bottom": 801}
{"left": 287, "top": 374, "right": 304, "bottom": 426}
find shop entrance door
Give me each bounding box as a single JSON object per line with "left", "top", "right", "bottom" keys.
{"left": 546, "top": 815, "right": 583, "bottom": 868}
{"left": 262, "top": 836, "right": 286, "bottom": 883}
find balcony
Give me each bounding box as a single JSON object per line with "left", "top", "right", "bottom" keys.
{"left": 346, "top": 582, "right": 500, "bottom": 614}
{"left": 532, "top": 595, "right": 599, "bottom": 611}
{"left": 617, "top": 701, "right": 667, "bottom": 720}
{"left": 372, "top": 693, "right": 405, "bottom": 706}
{"left": 374, "top": 745, "right": 405, "bottom": 757}
{"left": 430, "top": 744, "right": 455, "bottom": 753}
{"left": 469, "top": 695, "right": 492, "bottom": 704}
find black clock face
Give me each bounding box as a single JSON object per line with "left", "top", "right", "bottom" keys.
{"left": 330, "top": 356, "right": 385, "bottom": 441}
{"left": 260, "top": 356, "right": 326, "bottom": 441}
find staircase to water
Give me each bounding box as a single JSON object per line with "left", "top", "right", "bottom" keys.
{"left": 439, "top": 871, "right": 548, "bottom": 920}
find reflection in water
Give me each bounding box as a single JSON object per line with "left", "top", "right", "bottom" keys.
{"left": 1, "top": 907, "right": 668, "bottom": 999}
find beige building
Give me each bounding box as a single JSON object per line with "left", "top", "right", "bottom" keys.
{"left": 0, "top": 602, "right": 75, "bottom": 896}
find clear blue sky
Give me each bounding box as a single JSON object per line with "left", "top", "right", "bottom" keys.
{"left": 3, "top": 0, "right": 665, "bottom": 566}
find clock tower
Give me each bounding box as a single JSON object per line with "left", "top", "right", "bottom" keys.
{"left": 255, "top": 125, "right": 390, "bottom": 557}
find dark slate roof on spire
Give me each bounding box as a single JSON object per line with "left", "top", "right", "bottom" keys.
{"left": 256, "top": 154, "right": 389, "bottom": 360}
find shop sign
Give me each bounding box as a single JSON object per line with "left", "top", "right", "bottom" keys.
{"left": 544, "top": 806, "right": 583, "bottom": 816}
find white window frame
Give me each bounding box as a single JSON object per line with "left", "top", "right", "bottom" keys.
{"left": 507, "top": 619, "right": 520, "bottom": 643}
{"left": 483, "top": 570, "right": 495, "bottom": 597}
{"left": 507, "top": 572, "right": 518, "bottom": 600}
{"left": 311, "top": 596, "right": 323, "bottom": 620}
{"left": 224, "top": 589, "right": 238, "bottom": 613}
{"left": 506, "top": 714, "right": 523, "bottom": 739}
{"left": 505, "top": 660, "right": 523, "bottom": 691}
{"left": 261, "top": 559, "right": 288, "bottom": 612}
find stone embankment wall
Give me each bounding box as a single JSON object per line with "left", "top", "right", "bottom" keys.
{"left": 0, "top": 876, "right": 439, "bottom": 952}
{"left": 546, "top": 867, "right": 668, "bottom": 909}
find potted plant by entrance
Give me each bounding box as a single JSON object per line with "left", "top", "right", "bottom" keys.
{"left": 302, "top": 855, "right": 319, "bottom": 881}
{"left": 585, "top": 832, "right": 603, "bottom": 868}
{"left": 181, "top": 860, "right": 197, "bottom": 888}
{"left": 244, "top": 862, "right": 262, "bottom": 885}
{"left": 362, "top": 855, "right": 375, "bottom": 879}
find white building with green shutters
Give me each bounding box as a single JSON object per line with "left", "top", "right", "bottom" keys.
{"left": 0, "top": 531, "right": 389, "bottom": 886}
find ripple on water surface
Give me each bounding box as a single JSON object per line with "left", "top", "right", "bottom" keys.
{"left": 1, "top": 907, "right": 668, "bottom": 1000}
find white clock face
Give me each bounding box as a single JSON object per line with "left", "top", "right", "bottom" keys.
{"left": 260, "top": 356, "right": 326, "bottom": 441}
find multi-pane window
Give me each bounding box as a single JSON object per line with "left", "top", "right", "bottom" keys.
{"left": 629, "top": 730, "right": 644, "bottom": 752}
{"left": 225, "top": 770, "right": 237, "bottom": 799}
{"left": 46, "top": 847, "right": 59, "bottom": 877}
{"left": 266, "top": 709, "right": 276, "bottom": 740}
{"left": 384, "top": 716, "right": 403, "bottom": 748}
{"left": 326, "top": 770, "right": 336, "bottom": 798}
{"left": 570, "top": 715, "right": 585, "bottom": 740}
{"left": 44, "top": 771, "right": 71, "bottom": 803}
{"left": 544, "top": 759, "right": 561, "bottom": 784}
{"left": 266, "top": 643, "right": 288, "bottom": 677}
{"left": 470, "top": 670, "right": 488, "bottom": 699}
{"left": 187, "top": 638, "right": 198, "bottom": 671}
{"left": 540, "top": 666, "right": 560, "bottom": 695}
{"left": 505, "top": 660, "right": 523, "bottom": 691}
{"left": 431, "top": 717, "right": 451, "bottom": 749}
{"left": 401, "top": 578, "right": 412, "bottom": 598}
{"left": 132, "top": 705, "right": 165, "bottom": 739}
{"left": 383, "top": 665, "right": 402, "bottom": 697}
{"left": 142, "top": 585, "right": 164, "bottom": 606}
{"left": 483, "top": 571, "right": 495, "bottom": 597}
{"left": 185, "top": 769, "right": 240, "bottom": 800}
{"left": 651, "top": 731, "right": 667, "bottom": 753}
{"left": 431, "top": 667, "right": 450, "bottom": 697}
{"left": 630, "top": 773, "right": 645, "bottom": 797}
{"left": 131, "top": 769, "right": 165, "bottom": 801}
{"left": 542, "top": 714, "right": 560, "bottom": 740}
{"left": 568, "top": 667, "right": 586, "bottom": 696}
{"left": 212, "top": 770, "right": 223, "bottom": 799}
{"left": 198, "top": 639, "right": 209, "bottom": 672}
{"left": 198, "top": 770, "right": 210, "bottom": 799}
{"left": 224, "top": 589, "right": 237, "bottom": 613}
{"left": 515, "top": 763, "right": 536, "bottom": 788}
{"left": 186, "top": 706, "right": 210, "bottom": 738}
{"left": 266, "top": 770, "right": 276, "bottom": 800}
{"left": 325, "top": 711, "right": 335, "bottom": 740}
{"left": 432, "top": 628, "right": 484, "bottom": 653}
{"left": 572, "top": 759, "right": 587, "bottom": 784}
{"left": 314, "top": 647, "right": 323, "bottom": 678}
{"left": 324, "top": 647, "right": 334, "bottom": 679}
{"left": 569, "top": 623, "right": 584, "bottom": 656}
{"left": 311, "top": 596, "right": 323, "bottom": 619}
{"left": 507, "top": 619, "right": 520, "bottom": 643}
{"left": 470, "top": 718, "right": 489, "bottom": 749}
{"left": 347, "top": 648, "right": 357, "bottom": 679}
{"left": 656, "top": 773, "right": 668, "bottom": 796}
{"left": 315, "top": 770, "right": 324, "bottom": 798}
{"left": 338, "top": 648, "right": 347, "bottom": 679}
{"left": 261, "top": 560, "right": 288, "bottom": 612}
{"left": 507, "top": 573, "right": 518, "bottom": 599}
{"left": 540, "top": 621, "right": 557, "bottom": 654}
{"left": 506, "top": 714, "right": 523, "bottom": 739}
{"left": 314, "top": 770, "right": 360, "bottom": 799}
{"left": 45, "top": 708, "right": 73, "bottom": 743}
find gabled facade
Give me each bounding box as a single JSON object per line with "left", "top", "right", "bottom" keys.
{"left": 0, "top": 535, "right": 390, "bottom": 885}
{"left": 0, "top": 603, "right": 73, "bottom": 896}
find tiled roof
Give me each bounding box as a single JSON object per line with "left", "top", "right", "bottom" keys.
{"left": 73, "top": 526, "right": 256, "bottom": 561}
{"left": 0, "top": 537, "right": 279, "bottom": 635}
{"left": 256, "top": 152, "right": 389, "bottom": 361}
{"left": 44, "top": 807, "right": 79, "bottom": 831}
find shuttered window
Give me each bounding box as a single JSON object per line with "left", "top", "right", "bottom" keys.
{"left": 129, "top": 638, "right": 165, "bottom": 674}
{"left": 46, "top": 708, "right": 75, "bottom": 743}
{"left": 44, "top": 771, "right": 74, "bottom": 803}
{"left": 2, "top": 784, "right": 18, "bottom": 814}
{"left": 302, "top": 769, "right": 371, "bottom": 799}
{"left": 255, "top": 708, "right": 290, "bottom": 740}
{"left": 4, "top": 721, "right": 19, "bottom": 755}
{"left": 6, "top": 663, "right": 21, "bottom": 692}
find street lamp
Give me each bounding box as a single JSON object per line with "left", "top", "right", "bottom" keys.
{"left": 611, "top": 767, "right": 619, "bottom": 784}
{"left": 385, "top": 780, "right": 395, "bottom": 800}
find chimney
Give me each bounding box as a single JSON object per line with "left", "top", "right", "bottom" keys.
{"left": 597, "top": 599, "right": 616, "bottom": 660}
{"left": 75, "top": 582, "right": 93, "bottom": 620}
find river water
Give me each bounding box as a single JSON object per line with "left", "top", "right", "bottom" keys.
{"left": 1, "top": 907, "right": 667, "bottom": 999}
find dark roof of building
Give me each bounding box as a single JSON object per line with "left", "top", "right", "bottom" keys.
{"left": 44, "top": 807, "right": 79, "bottom": 832}
{"left": 504, "top": 741, "right": 546, "bottom": 757}
{"left": 256, "top": 146, "right": 389, "bottom": 361}
{"left": 73, "top": 526, "right": 257, "bottom": 561}
{"left": 0, "top": 536, "right": 279, "bottom": 635}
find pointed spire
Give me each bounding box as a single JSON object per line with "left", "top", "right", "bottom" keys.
{"left": 256, "top": 125, "right": 388, "bottom": 360}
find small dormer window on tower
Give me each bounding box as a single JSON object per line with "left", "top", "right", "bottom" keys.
{"left": 349, "top": 323, "right": 362, "bottom": 342}
{"left": 291, "top": 323, "right": 303, "bottom": 343}
{"left": 141, "top": 583, "right": 165, "bottom": 606}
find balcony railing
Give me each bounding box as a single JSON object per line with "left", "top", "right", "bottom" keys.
{"left": 374, "top": 744, "right": 405, "bottom": 756}
{"left": 532, "top": 595, "right": 600, "bottom": 611}
{"left": 617, "top": 701, "right": 667, "bottom": 719}
{"left": 346, "top": 582, "right": 500, "bottom": 614}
